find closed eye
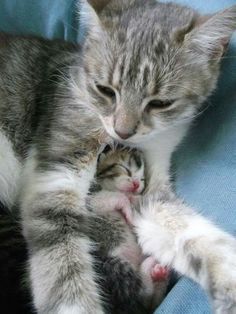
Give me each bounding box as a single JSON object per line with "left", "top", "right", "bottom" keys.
{"left": 147, "top": 99, "right": 174, "bottom": 110}
{"left": 117, "top": 164, "right": 132, "bottom": 177}
{"left": 97, "top": 163, "right": 130, "bottom": 178}
{"left": 96, "top": 84, "right": 116, "bottom": 100}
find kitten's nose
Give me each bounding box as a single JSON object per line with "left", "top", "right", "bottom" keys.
{"left": 115, "top": 130, "right": 134, "bottom": 140}
{"left": 132, "top": 180, "right": 140, "bottom": 191}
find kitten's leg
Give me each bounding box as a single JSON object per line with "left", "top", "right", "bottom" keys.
{"left": 134, "top": 195, "right": 236, "bottom": 313}
{"left": 139, "top": 256, "right": 169, "bottom": 309}
{"left": 20, "top": 149, "right": 105, "bottom": 314}
{"left": 88, "top": 190, "right": 132, "bottom": 223}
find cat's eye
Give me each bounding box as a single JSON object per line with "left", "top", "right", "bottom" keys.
{"left": 147, "top": 99, "right": 174, "bottom": 110}
{"left": 96, "top": 84, "right": 116, "bottom": 100}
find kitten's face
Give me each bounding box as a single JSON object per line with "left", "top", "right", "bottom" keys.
{"left": 82, "top": 1, "right": 236, "bottom": 144}
{"left": 96, "top": 147, "right": 145, "bottom": 194}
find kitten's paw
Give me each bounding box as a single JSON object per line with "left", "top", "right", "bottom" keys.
{"left": 140, "top": 256, "right": 169, "bottom": 282}
{"left": 151, "top": 264, "right": 169, "bottom": 282}
{"left": 140, "top": 256, "right": 169, "bottom": 308}
{"left": 114, "top": 194, "right": 133, "bottom": 225}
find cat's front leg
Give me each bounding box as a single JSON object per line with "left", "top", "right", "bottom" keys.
{"left": 134, "top": 195, "right": 236, "bottom": 313}
{"left": 20, "top": 148, "right": 105, "bottom": 314}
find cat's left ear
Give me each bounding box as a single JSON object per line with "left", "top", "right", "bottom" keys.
{"left": 186, "top": 5, "right": 236, "bottom": 61}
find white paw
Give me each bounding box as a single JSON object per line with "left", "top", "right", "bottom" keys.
{"left": 58, "top": 304, "right": 104, "bottom": 314}
{"left": 208, "top": 242, "right": 236, "bottom": 313}
{"left": 114, "top": 194, "right": 133, "bottom": 225}
{"left": 214, "top": 299, "right": 236, "bottom": 314}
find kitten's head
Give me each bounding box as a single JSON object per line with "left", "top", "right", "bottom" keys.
{"left": 81, "top": 0, "right": 236, "bottom": 144}
{"left": 96, "top": 146, "right": 145, "bottom": 194}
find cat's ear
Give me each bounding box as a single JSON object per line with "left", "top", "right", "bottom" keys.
{"left": 186, "top": 6, "right": 236, "bottom": 60}
{"left": 87, "top": 0, "right": 111, "bottom": 13}
{"left": 80, "top": 0, "right": 111, "bottom": 39}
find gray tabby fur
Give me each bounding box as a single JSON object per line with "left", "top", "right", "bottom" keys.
{"left": 0, "top": 1, "right": 235, "bottom": 313}
{"left": 86, "top": 146, "right": 168, "bottom": 314}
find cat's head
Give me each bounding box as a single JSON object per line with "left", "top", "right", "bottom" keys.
{"left": 96, "top": 146, "right": 145, "bottom": 194}
{"left": 81, "top": 0, "right": 236, "bottom": 144}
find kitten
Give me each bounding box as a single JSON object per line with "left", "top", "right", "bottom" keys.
{"left": 96, "top": 145, "right": 145, "bottom": 194}
{"left": 88, "top": 146, "right": 169, "bottom": 313}
{"left": 0, "top": 1, "right": 235, "bottom": 313}
{"left": 89, "top": 145, "right": 146, "bottom": 221}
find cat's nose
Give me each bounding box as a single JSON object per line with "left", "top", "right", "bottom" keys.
{"left": 115, "top": 130, "right": 134, "bottom": 140}
{"left": 132, "top": 180, "right": 140, "bottom": 191}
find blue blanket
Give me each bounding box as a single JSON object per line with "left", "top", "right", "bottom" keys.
{"left": 1, "top": 0, "right": 235, "bottom": 313}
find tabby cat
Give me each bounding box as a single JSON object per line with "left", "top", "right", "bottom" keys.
{"left": 0, "top": 0, "right": 235, "bottom": 313}
{"left": 89, "top": 145, "right": 169, "bottom": 313}
{"left": 0, "top": 146, "right": 168, "bottom": 314}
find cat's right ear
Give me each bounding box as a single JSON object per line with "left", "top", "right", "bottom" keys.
{"left": 87, "top": 0, "right": 111, "bottom": 13}
{"left": 80, "top": 0, "right": 110, "bottom": 39}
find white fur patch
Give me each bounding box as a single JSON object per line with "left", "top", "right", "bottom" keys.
{"left": 20, "top": 149, "right": 97, "bottom": 213}
{"left": 0, "top": 131, "right": 22, "bottom": 207}
{"left": 31, "top": 237, "right": 104, "bottom": 314}
{"left": 140, "top": 124, "right": 189, "bottom": 184}
{"left": 58, "top": 305, "right": 85, "bottom": 314}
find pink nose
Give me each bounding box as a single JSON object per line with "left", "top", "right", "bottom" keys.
{"left": 115, "top": 130, "right": 134, "bottom": 140}
{"left": 132, "top": 180, "right": 140, "bottom": 191}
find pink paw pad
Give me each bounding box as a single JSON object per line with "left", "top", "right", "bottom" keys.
{"left": 151, "top": 264, "right": 169, "bottom": 282}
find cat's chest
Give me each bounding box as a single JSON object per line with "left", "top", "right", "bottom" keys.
{"left": 133, "top": 124, "right": 190, "bottom": 183}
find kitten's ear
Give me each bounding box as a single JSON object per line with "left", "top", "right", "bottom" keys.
{"left": 187, "top": 5, "right": 236, "bottom": 60}
{"left": 97, "top": 145, "right": 111, "bottom": 163}
{"left": 97, "top": 152, "right": 106, "bottom": 163}
{"left": 132, "top": 150, "right": 144, "bottom": 169}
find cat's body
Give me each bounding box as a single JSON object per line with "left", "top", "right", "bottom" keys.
{"left": 0, "top": 146, "right": 168, "bottom": 314}
{"left": 0, "top": 1, "right": 236, "bottom": 313}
